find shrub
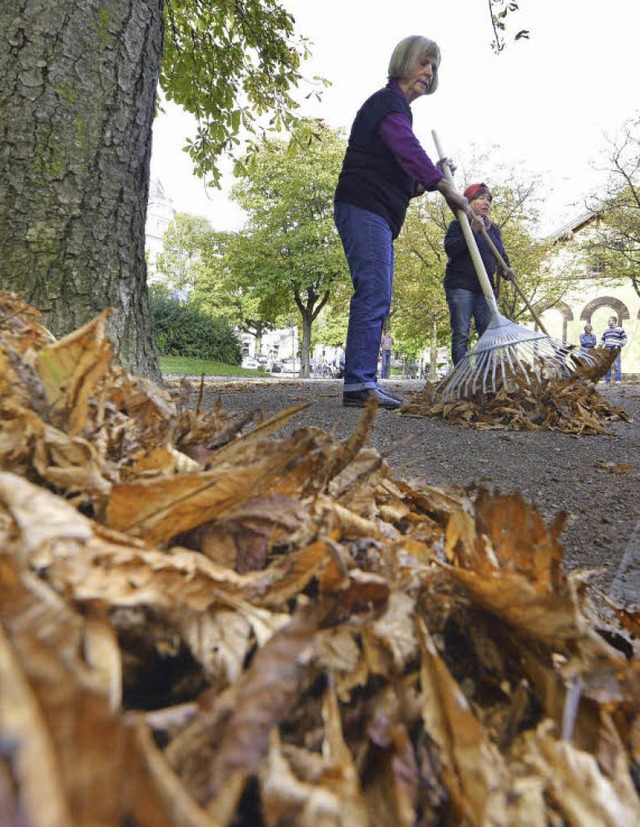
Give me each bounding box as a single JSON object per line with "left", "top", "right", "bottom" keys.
{"left": 148, "top": 285, "right": 243, "bottom": 364}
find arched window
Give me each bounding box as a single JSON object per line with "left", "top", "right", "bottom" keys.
{"left": 537, "top": 300, "right": 573, "bottom": 342}
{"left": 580, "top": 297, "right": 630, "bottom": 323}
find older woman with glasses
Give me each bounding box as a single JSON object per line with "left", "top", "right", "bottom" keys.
{"left": 334, "top": 35, "right": 474, "bottom": 409}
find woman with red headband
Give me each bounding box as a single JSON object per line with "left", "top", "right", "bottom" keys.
{"left": 443, "top": 182, "right": 515, "bottom": 366}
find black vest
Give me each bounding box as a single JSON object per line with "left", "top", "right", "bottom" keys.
{"left": 334, "top": 87, "right": 414, "bottom": 239}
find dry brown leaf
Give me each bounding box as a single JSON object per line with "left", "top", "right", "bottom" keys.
{"left": 35, "top": 310, "right": 114, "bottom": 435}
{"left": 314, "top": 627, "right": 361, "bottom": 676}
{"left": 364, "top": 714, "right": 418, "bottom": 827}
{"left": 0, "top": 292, "right": 57, "bottom": 354}
{"left": 403, "top": 374, "right": 631, "bottom": 434}
{"left": 418, "top": 619, "right": 522, "bottom": 826}
{"left": 371, "top": 590, "right": 418, "bottom": 670}
{"left": 0, "top": 557, "right": 141, "bottom": 826}
{"left": 259, "top": 731, "right": 322, "bottom": 826}
{"left": 202, "top": 602, "right": 322, "bottom": 808}
{"left": 2, "top": 296, "right": 640, "bottom": 826}
{"left": 569, "top": 346, "right": 619, "bottom": 383}
{"left": 133, "top": 720, "right": 224, "bottom": 827}
{"left": 317, "top": 686, "right": 369, "bottom": 826}
{"left": 0, "top": 587, "right": 75, "bottom": 826}
{"left": 445, "top": 566, "right": 582, "bottom": 643}
{"left": 105, "top": 430, "right": 321, "bottom": 544}
{"left": 527, "top": 718, "right": 640, "bottom": 825}
{"left": 185, "top": 493, "right": 313, "bottom": 573}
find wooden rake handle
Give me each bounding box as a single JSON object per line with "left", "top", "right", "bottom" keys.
{"left": 477, "top": 225, "right": 550, "bottom": 336}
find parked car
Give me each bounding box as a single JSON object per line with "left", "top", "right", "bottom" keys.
{"left": 241, "top": 356, "right": 259, "bottom": 370}
{"left": 279, "top": 359, "right": 296, "bottom": 373}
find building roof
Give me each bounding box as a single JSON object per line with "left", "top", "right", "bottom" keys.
{"left": 149, "top": 176, "right": 168, "bottom": 202}
{"left": 550, "top": 209, "right": 602, "bottom": 243}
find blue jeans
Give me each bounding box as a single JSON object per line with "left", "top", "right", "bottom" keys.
{"left": 334, "top": 202, "right": 394, "bottom": 390}
{"left": 604, "top": 349, "right": 622, "bottom": 382}
{"left": 445, "top": 287, "right": 492, "bottom": 366}
{"left": 380, "top": 349, "right": 392, "bottom": 378}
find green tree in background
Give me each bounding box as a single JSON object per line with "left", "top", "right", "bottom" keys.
{"left": 158, "top": 223, "right": 274, "bottom": 357}
{"left": 586, "top": 113, "right": 640, "bottom": 297}
{"left": 0, "top": 0, "right": 311, "bottom": 379}
{"left": 393, "top": 197, "right": 450, "bottom": 377}
{"left": 156, "top": 213, "right": 218, "bottom": 296}
{"left": 484, "top": 175, "right": 558, "bottom": 323}
{"left": 161, "top": 0, "right": 323, "bottom": 186}
{"left": 226, "top": 121, "right": 348, "bottom": 377}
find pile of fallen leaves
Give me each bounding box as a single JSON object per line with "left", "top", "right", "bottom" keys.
{"left": 2, "top": 291, "right": 640, "bottom": 826}
{"left": 402, "top": 353, "right": 631, "bottom": 434}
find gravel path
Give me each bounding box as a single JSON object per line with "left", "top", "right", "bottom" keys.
{"left": 181, "top": 376, "right": 640, "bottom": 595}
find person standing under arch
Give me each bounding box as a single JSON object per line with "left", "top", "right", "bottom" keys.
{"left": 579, "top": 323, "right": 597, "bottom": 354}
{"left": 600, "top": 316, "right": 628, "bottom": 383}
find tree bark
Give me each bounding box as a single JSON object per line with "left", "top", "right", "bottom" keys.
{"left": 294, "top": 287, "right": 330, "bottom": 380}
{"left": 0, "top": 0, "right": 164, "bottom": 380}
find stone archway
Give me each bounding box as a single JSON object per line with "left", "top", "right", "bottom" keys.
{"left": 580, "top": 296, "right": 630, "bottom": 324}
{"left": 537, "top": 300, "right": 574, "bottom": 342}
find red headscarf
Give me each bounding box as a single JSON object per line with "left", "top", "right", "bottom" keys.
{"left": 464, "top": 183, "right": 492, "bottom": 201}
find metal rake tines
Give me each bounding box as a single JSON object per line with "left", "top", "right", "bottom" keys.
{"left": 437, "top": 336, "right": 584, "bottom": 400}
{"left": 468, "top": 325, "right": 548, "bottom": 354}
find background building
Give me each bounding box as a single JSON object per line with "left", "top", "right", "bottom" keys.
{"left": 540, "top": 211, "right": 639, "bottom": 379}
{"left": 145, "top": 176, "right": 174, "bottom": 281}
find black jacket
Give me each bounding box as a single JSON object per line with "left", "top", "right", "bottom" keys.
{"left": 443, "top": 220, "right": 510, "bottom": 294}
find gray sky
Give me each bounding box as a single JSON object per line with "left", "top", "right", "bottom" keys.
{"left": 150, "top": 0, "right": 640, "bottom": 234}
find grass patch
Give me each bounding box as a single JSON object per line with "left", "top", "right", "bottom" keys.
{"left": 159, "top": 356, "right": 266, "bottom": 378}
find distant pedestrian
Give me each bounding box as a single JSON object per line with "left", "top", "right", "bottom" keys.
{"left": 579, "top": 323, "right": 597, "bottom": 354}
{"left": 333, "top": 345, "right": 345, "bottom": 378}
{"left": 600, "top": 316, "right": 628, "bottom": 383}
{"left": 380, "top": 329, "right": 394, "bottom": 378}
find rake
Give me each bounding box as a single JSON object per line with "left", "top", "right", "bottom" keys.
{"left": 432, "top": 130, "right": 597, "bottom": 400}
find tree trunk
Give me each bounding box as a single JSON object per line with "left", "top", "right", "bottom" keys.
{"left": 299, "top": 310, "right": 312, "bottom": 379}
{"left": 254, "top": 324, "right": 264, "bottom": 358}
{"left": 0, "top": 0, "right": 164, "bottom": 380}
{"left": 294, "top": 287, "right": 330, "bottom": 380}
{"left": 429, "top": 314, "right": 438, "bottom": 380}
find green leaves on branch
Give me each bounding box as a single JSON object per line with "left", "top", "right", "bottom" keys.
{"left": 227, "top": 121, "right": 348, "bottom": 312}
{"left": 490, "top": 0, "right": 530, "bottom": 53}
{"left": 222, "top": 121, "right": 349, "bottom": 373}
{"left": 157, "top": 213, "right": 222, "bottom": 294}
{"left": 161, "top": 0, "right": 317, "bottom": 185}
{"left": 586, "top": 113, "right": 640, "bottom": 297}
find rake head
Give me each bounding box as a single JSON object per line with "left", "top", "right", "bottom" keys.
{"left": 437, "top": 314, "right": 600, "bottom": 400}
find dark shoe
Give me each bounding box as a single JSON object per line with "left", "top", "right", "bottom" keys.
{"left": 378, "top": 387, "right": 404, "bottom": 403}
{"left": 343, "top": 388, "right": 403, "bottom": 410}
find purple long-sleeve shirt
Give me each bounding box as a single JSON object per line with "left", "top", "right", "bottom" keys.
{"left": 378, "top": 81, "right": 444, "bottom": 193}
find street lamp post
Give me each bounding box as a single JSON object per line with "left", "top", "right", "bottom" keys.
{"left": 289, "top": 315, "right": 296, "bottom": 377}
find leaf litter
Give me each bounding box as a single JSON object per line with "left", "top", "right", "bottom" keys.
{"left": 1, "top": 291, "right": 640, "bottom": 826}
{"left": 401, "top": 348, "right": 631, "bottom": 435}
